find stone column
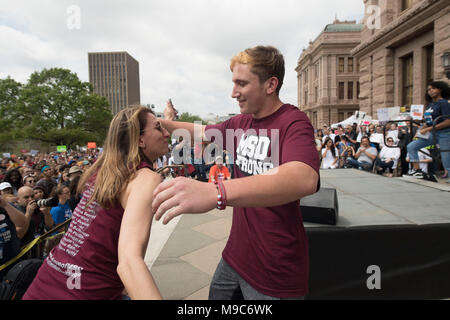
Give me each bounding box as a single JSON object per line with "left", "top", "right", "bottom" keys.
{"left": 321, "top": 55, "right": 329, "bottom": 105}
{"left": 330, "top": 55, "right": 337, "bottom": 104}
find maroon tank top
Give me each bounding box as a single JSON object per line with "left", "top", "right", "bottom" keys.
{"left": 23, "top": 162, "right": 154, "bottom": 300}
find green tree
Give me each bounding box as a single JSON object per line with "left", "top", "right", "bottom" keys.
{"left": 176, "top": 112, "right": 207, "bottom": 125}
{"left": 10, "top": 68, "right": 112, "bottom": 148}
{"left": 0, "top": 77, "right": 22, "bottom": 144}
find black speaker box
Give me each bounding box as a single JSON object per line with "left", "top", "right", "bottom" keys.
{"left": 300, "top": 187, "right": 339, "bottom": 225}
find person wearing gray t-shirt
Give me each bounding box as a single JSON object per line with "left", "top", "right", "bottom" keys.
{"left": 346, "top": 136, "right": 378, "bottom": 171}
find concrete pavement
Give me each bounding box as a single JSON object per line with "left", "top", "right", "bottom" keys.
{"left": 145, "top": 204, "right": 233, "bottom": 300}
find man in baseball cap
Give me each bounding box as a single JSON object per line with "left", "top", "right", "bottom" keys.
{"left": 0, "top": 182, "right": 13, "bottom": 195}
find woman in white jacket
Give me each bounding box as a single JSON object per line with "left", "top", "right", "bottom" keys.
{"left": 321, "top": 137, "right": 338, "bottom": 169}
{"left": 374, "top": 137, "right": 401, "bottom": 176}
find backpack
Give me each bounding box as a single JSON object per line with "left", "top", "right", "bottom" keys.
{"left": 0, "top": 259, "right": 43, "bottom": 300}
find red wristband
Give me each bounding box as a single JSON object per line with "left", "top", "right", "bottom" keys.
{"left": 214, "top": 180, "right": 227, "bottom": 210}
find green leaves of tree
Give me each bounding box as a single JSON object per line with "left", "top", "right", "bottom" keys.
{"left": 176, "top": 112, "right": 207, "bottom": 125}
{"left": 0, "top": 68, "right": 113, "bottom": 148}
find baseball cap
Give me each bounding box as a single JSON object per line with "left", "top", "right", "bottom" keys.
{"left": 0, "top": 182, "right": 13, "bottom": 191}
{"left": 215, "top": 156, "right": 223, "bottom": 163}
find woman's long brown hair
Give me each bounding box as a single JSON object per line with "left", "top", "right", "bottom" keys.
{"left": 77, "top": 106, "right": 154, "bottom": 208}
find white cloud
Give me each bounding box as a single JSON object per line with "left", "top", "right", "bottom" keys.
{"left": 0, "top": 0, "right": 364, "bottom": 117}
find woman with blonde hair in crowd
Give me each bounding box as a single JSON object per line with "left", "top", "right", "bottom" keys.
{"left": 24, "top": 105, "right": 170, "bottom": 300}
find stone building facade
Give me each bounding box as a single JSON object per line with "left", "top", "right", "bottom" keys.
{"left": 351, "top": 0, "right": 450, "bottom": 118}
{"left": 296, "top": 20, "right": 363, "bottom": 129}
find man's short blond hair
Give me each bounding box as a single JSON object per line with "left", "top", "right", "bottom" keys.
{"left": 230, "top": 45, "right": 285, "bottom": 95}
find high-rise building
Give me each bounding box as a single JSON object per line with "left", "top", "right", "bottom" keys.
{"left": 296, "top": 19, "right": 363, "bottom": 128}
{"left": 88, "top": 51, "right": 140, "bottom": 114}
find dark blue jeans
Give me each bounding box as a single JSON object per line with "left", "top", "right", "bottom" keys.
{"left": 346, "top": 158, "right": 372, "bottom": 171}
{"left": 375, "top": 158, "right": 394, "bottom": 173}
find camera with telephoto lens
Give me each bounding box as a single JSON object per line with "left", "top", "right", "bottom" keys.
{"left": 36, "top": 196, "right": 59, "bottom": 208}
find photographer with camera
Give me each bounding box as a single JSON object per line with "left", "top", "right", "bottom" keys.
{"left": 13, "top": 187, "right": 55, "bottom": 259}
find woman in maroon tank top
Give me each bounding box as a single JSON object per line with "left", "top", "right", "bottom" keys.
{"left": 23, "top": 106, "right": 170, "bottom": 300}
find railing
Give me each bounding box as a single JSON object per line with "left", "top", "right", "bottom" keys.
{"left": 383, "top": 115, "right": 450, "bottom": 161}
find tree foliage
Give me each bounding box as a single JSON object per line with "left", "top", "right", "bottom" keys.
{"left": 0, "top": 68, "right": 113, "bottom": 148}
{"left": 176, "top": 112, "right": 207, "bottom": 125}
{"left": 0, "top": 77, "right": 22, "bottom": 142}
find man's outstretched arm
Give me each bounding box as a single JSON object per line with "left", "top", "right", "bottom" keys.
{"left": 152, "top": 161, "right": 319, "bottom": 224}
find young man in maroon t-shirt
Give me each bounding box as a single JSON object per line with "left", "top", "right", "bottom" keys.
{"left": 153, "top": 45, "right": 320, "bottom": 299}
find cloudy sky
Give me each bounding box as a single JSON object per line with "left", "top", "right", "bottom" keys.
{"left": 0, "top": 0, "right": 364, "bottom": 118}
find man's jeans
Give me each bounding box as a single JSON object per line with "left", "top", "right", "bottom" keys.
{"left": 407, "top": 129, "right": 450, "bottom": 173}
{"left": 346, "top": 158, "right": 372, "bottom": 171}
{"left": 209, "top": 259, "right": 304, "bottom": 300}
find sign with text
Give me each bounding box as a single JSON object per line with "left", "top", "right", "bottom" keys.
{"left": 87, "top": 142, "right": 97, "bottom": 149}
{"left": 410, "top": 105, "right": 424, "bottom": 120}
{"left": 57, "top": 145, "right": 67, "bottom": 153}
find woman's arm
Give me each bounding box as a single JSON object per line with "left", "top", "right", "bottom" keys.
{"left": 116, "top": 169, "right": 164, "bottom": 300}
{"left": 420, "top": 119, "right": 450, "bottom": 134}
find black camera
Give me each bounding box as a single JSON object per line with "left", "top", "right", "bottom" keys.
{"left": 36, "top": 197, "right": 59, "bottom": 208}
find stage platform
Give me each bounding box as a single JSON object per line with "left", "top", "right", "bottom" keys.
{"left": 305, "top": 169, "right": 450, "bottom": 299}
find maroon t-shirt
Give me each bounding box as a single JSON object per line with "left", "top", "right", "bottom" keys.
{"left": 23, "top": 162, "right": 153, "bottom": 300}
{"left": 206, "top": 104, "right": 320, "bottom": 298}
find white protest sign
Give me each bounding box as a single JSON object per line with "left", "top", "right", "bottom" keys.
{"left": 369, "top": 133, "right": 384, "bottom": 144}
{"left": 388, "top": 107, "right": 401, "bottom": 120}
{"left": 410, "top": 105, "right": 424, "bottom": 120}
{"left": 377, "top": 108, "right": 389, "bottom": 122}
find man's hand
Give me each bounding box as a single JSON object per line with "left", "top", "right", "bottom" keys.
{"left": 26, "top": 200, "right": 37, "bottom": 215}
{"left": 164, "top": 100, "right": 178, "bottom": 121}
{"left": 152, "top": 177, "right": 217, "bottom": 225}
{"left": 40, "top": 206, "right": 51, "bottom": 216}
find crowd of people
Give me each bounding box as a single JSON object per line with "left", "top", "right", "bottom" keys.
{"left": 0, "top": 139, "right": 235, "bottom": 283}
{"left": 0, "top": 150, "right": 97, "bottom": 279}
{"left": 153, "top": 138, "right": 233, "bottom": 183}
{"left": 316, "top": 122, "right": 405, "bottom": 177}
{"left": 315, "top": 81, "right": 450, "bottom": 183}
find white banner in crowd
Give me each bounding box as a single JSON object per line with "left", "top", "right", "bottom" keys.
{"left": 2, "top": 153, "right": 11, "bottom": 158}
{"left": 30, "top": 150, "right": 39, "bottom": 156}
{"left": 388, "top": 107, "right": 401, "bottom": 120}
{"left": 377, "top": 108, "right": 389, "bottom": 123}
